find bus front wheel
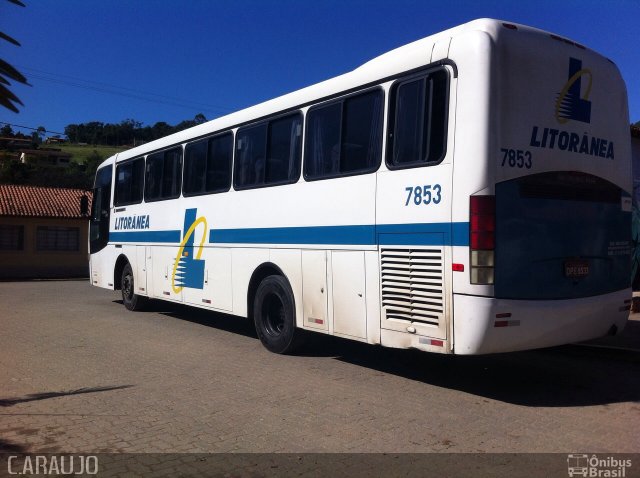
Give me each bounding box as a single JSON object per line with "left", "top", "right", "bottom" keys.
{"left": 253, "top": 275, "right": 303, "bottom": 354}
{"left": 121, "top": 263, "right": 147, "bottom": 311}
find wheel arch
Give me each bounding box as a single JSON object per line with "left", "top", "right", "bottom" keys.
{"left": 113, "top": 254, "right": 131, "bottom": 291}
{"left": 247, "top": 262, "right": 287, "bottom": 320}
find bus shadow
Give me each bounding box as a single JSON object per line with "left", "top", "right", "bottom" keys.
{"left": 318, "top": 335, "right": 640, "bottom": 408}
{"left": 124, "top": 299, "right": 259, "bottom": 339}
{"left": 126, "top": 300, "right": 639, "bottom": 408}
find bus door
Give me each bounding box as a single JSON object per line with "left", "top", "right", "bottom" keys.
{"left": 375, "top": 66, "right": 453, "bottom": 341}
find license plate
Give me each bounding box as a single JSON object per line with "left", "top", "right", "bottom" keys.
{"left": 564, "top": 260, "right": 589, "bottom": 279}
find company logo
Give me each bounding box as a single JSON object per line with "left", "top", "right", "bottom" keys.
{"left": 567, "top": 454, "right": 632, "bottom": 477}
{"left": 528, "top": 58, "right": 614, "bottom": 160}
{"left": 555, "top": 57, "right": 592, "bottom": 124}
{"left": 171, "top": 208, "right": 207, "bottom": 293}
{"left": 114, "top": 214, "right": 150, "bottom": 230}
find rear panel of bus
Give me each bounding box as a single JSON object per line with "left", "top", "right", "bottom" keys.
{"left": 451, "top": 22, "right": 632, "bottom": 353}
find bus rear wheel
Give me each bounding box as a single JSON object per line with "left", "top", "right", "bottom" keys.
{"left": 253, "top": 275, "right": 303, "bottom": 354}
{"left": 121, "top": 263, "right": 147, "bottom": 311}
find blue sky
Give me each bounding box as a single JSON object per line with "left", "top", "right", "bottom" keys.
{"left": 2, "top": 0, "right": 639, "bottom": 138}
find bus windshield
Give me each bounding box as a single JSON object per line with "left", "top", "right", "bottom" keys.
{"left": 89, "top": 165, "right": 112, "bottom": 254}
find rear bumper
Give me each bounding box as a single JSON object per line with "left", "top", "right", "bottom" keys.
{"left": 453, "top": 289, "right": 631, "bottom": 354}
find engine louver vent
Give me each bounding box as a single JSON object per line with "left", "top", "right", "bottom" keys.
{"left": 380, "top": 248, "right": 444, "bottom": 327}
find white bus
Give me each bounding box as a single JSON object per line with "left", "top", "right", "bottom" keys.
{"left": 89, "top": 19, "right": 632, "bottom": 355}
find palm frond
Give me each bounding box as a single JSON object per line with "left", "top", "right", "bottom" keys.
{"left": 0, "top": 58, "right": 27, "bottom": 84}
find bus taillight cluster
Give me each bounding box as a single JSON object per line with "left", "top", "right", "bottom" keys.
{"left": 470, "top": 195, "right": 495, "bottom": 285}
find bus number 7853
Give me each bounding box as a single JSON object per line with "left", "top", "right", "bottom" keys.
{"left": 404, "top": 184, "right": 442, "bottom": 206}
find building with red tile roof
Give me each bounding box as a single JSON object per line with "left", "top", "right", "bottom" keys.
{"left": 0, "top": 184, "right": 90, "bottom": 218}
{"left": 0, "top": 184, "right": 92, "bottom": 279}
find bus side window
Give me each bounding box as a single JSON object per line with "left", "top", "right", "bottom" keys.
{"left": 304, "top": 102, "right": 341, "bottom": 179}
{"left": 183, "top": 133, "right": 233, "bottom": 197}
{"left": 184, "top": 139, "right": 208, "bottom": 195}
{"left": 341, "top": 90, "right": 383, "bottom": 173}
{"left": 234, "top": 113, "right": 301, "bottom": 190}
{"left": 304, "top": 89, "right": 383, "bottom": 180}
{"left": 387, "top": 68, "right": 449, "bottom": 169}
{"left": 145, "top": 153, "right": 164, "bottom": 201}
{"left": 235, "top": 124, "right": 267, "bottom": 189}
{"left": 162, "top": 147, "right": 182, "bottom": 199}
{"left": 144, "top": 147, "right": 182, "bottom": 202}
{"left": 266, "top": 114, "right": 302, "bottom": 184}
{"left": 206, "top": 133, "right": 233, "bottom": 193}
{"left": 114, "top": 157, "right": 144, "bottom": 206}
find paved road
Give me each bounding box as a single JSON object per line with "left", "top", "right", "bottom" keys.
{"left": 0, "top": 280, "right": 638, "bottom": 455}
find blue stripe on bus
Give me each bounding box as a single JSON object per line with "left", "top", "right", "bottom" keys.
{"left": 209, "top": 222, "right": 470, "bottom": 246}
{"left": 210, "top": 225, "right": 375, "bottom": 245}
{"left": 109, "top": 222, "right": 470, "bottom": 246}
{"left": 378, "top": 222, "right": 469, "bottom": 246}
{"left": 110, "top": 230, "right": 181, "bottom": 243}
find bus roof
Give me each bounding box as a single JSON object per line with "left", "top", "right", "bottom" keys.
{"left": 110, "top": 18, "right": 594, "bottom": 164}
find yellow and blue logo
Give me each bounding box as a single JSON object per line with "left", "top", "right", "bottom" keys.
{"left": 171, "top": 208, "right": 207, "bottom": 293}
{"left": 555, "top": 57, "right": 592, "bottom": 125}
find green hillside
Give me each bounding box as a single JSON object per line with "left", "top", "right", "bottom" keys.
{"left": 53, "top": 144, "right": 130, "bottom": 163}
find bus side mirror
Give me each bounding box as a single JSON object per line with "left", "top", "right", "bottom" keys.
{"left": 80, "top": 194, "right": 89, "bottom": 217}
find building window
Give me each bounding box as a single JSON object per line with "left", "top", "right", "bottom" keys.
{"left": 0, "top": 225, "right": 24, "bottom": 250}
{"left": 36, "top": 226, "right": 79, "bottom": 251}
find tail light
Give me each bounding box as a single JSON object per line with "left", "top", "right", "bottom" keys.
{"left": 470, "top": 195, "right": 495, "bottom": 284}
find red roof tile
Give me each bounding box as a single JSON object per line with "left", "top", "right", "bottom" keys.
{"left": 0, "top": 184, "right": 92, "bottom": 219}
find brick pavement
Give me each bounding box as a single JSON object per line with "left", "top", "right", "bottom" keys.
{"left": 0, "top": 280, "right": 638, "bottom": 454}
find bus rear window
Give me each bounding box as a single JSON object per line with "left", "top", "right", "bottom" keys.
{"left": 495, "top": 172, "right": 631, "bottom": 300}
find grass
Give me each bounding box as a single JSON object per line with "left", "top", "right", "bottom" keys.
{"left": 48, "top": 144, "right": 130, "bottom": 164}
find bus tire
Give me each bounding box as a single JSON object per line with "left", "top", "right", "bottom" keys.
{"left": 253, "top": 275, "right": 303, "bottom": 354}
{"left": 121, "top": 262, "right": 147, "bottom": 311}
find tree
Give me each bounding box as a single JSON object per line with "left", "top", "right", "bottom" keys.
{"left": 64, "top": 124, "right": 78, "bottom": 143}
{"left": 0, "top": 123, "right": 13, "bottom": 137}
{"left": 0, "top": 0, "right": 28, "bottom": 113}
{"left": 0, "top": 159, "right": 31, "bottom": 184}
{"left": 175, "top": 114, "right": 208, "bottom": 133}
{"left": 151, "top": 121, "right": 173, "bottom": 138}
{"left": 119, "top": 119, "right": 141, "bottom": 145}
{"left": 83, "top": 121, "right": 104, "bottom": 145}
{"left": 62, "top": 115, "right": 209, "bottom": 145}
{"left": 36, "top": 125, "right": 45, "bottom": 142}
